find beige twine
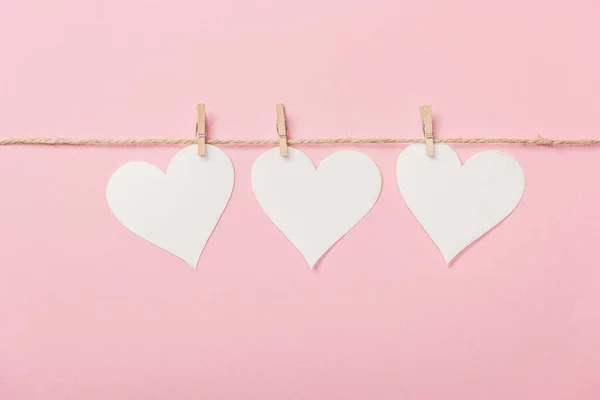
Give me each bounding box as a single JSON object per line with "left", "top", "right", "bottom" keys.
{"left": 0, "top": 135, "right": 599, "bottom": 147}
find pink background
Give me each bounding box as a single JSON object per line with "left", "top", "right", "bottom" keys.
{"left": 1, "top": 1, "right": 600, "bottom": 398}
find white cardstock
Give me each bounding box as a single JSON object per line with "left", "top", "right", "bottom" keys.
{"left": 397, "top": 144, "right": 525, "bottom": 264}
{"left": 106, "top": 145, "right": 234, "bottom": 268}
{"left": 252, "top": 148, "right": 381, "bottom": 268}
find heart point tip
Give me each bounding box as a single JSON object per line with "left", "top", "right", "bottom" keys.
{"left": 442, "top": 252, "right": 456, "bottom": 265}
{"left": 184, "top": 257, "right": 200, "bottom": 269}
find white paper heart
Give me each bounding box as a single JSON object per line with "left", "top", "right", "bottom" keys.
{"left": 106, "top": 145, "right": 234, "bottom": 268}
{"left": 397, "top": 144, "right": 525, "bottom": 264}
{"left": 252, "top": 148, "right": 381, "bottom": 268}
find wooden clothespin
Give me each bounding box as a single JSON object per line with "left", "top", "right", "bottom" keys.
{"left": 276, "top": 103, "right": 288, "bottom": 157}
{"left": 419, "top": 105, "right": 434, "bottom": 157}
{"left": 196, "top": 104, "right": 207, "bottom": 156}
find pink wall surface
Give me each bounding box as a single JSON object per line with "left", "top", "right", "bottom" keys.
{"left": 1, "top": 1, "right": 600, "bottom": 399}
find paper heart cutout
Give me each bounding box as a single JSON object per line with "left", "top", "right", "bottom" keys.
{"left": 252, "top": 148, "right": 381, "bottom": 268}
{"left": 106, "top": 145, "right": 234, "bottom": 268}
{"left": 397, "top": 144, "right": 525, "bottom": 263}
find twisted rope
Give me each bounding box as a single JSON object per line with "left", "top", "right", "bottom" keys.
{"left": 0, "top": 135, "right": 599, "bottom": 147}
